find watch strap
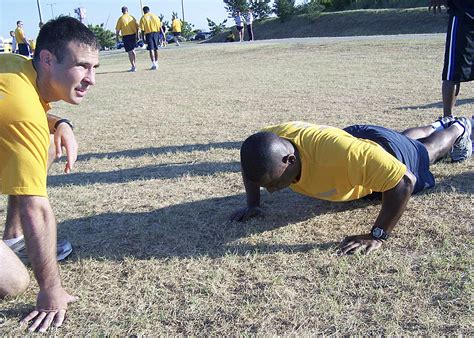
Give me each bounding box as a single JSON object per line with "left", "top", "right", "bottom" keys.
{"left": 54, "top": 119, "right": 74, "bottom": 131}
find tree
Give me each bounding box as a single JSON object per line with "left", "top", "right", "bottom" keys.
{"left": 249, "top": 0, "right": 272, "bottom": 19}
{"left": 207, "top": 18, "right": 228, "bottom": 36}
{"left": 273, "top": 0, "right": 296, "bottom": 21}
{"left": 87, "top": 23, "right": 115, "bottom": 50}
{"left": 223, "top": 0, "right": 249, "bottom": 16}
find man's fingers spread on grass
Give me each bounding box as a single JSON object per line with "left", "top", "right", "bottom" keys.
{"left": 39, "top": 312, "right": 56, "bottom": 333}
{"left": 28, "top": 311, "right": 47, "bottom": 332}
{"left": 53, "top": 309, "right": 67, "bottom": 327}
{"left": 21, "top": 310, "right": 39, "bottom": 324}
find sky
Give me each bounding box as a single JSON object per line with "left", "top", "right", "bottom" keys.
{"left": 0, "top": 0, "right": 231, "bottom": 40}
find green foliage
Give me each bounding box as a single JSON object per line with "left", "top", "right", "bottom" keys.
{"left": 273, "top": 0, "right": 296, "bottom": 22}
{"left": 87, "top": 23, "right": 115, "bottom": 50}
{"left": 296, "top": 0, "right": 325, "bottom": 14}
{"left": 207, "top": 18, "right": 228, "bottom": 36}
{"left": 181, "top": 21, "right": 195, "bottom": 39}
{"left": 249, "top": 0, "right": 272, "bottom": 19}
{"left": 223, "top": 0, "right": 249, "bottom": 16}
{"left": 322, "top": 0, "right": 428, "bottom": 11}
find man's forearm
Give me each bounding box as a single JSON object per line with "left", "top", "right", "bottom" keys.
{"left": 243, "top": 174, "right": 261, "bottom": 207}
{"left": 375, "top": 171, "right": 416, "bottom": 235}
{"left": 46, "top": 114, "right": 63, "bottom": 133}
{"left": 18, "top": 196, "right": 61, "bottom": 290}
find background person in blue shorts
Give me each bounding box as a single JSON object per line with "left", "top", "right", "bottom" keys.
{"left": 440, "top": 0, "right": 474, "bottom": 117}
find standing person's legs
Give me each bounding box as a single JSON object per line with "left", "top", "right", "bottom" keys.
{"left": 0, "top": 241, "right": 30, "bottom": 298}
{"left": 441, "top": 15, "right": 474, "bottom": 117}
{"left": 247, "top": 24, "right": 253, "bottom": 41}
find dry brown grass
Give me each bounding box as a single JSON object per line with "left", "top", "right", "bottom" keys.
{"left": 0, "top": 36, "right": 472, "bottom": 335}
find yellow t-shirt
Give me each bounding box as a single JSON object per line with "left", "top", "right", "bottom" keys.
{"left": 140, "top": 13, "right": 161, "bottom": 34}
{"left": 262, "top": 122, "right": 407, "bottom": 202}
{"left": 0, "top": 54, "right": 51, "bottom": 197}
{"left": 14, "top": 27, "right": 26, "bottom": 44}
{"left": 172, "top": 19, "right": 182, "bottom": 33}
{"left": 115, "top": 13, "right": 139, "bottom": 36}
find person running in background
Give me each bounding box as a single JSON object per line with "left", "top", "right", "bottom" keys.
{"left": 171, "top": 15, "right": 182, "bottom": 46}
{"left": 231, "top": 117, "right": 471, "bottom": 255}
{"left": 234, "top": 11, "right": 244, "bottom": 42}
{"left": 115, "top": 6, "right": 139, "bottom": 72}
{"left": 139, "top": 6, "right": 164, "bottom": 70}
{"left": 14, "top": 20, "right": 29, "bottom": 56}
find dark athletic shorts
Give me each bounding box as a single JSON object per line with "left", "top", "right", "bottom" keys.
{"left": 122, "top": 34, "right": 137, "bottom": 52}
{"left": 173, "top": 32, "right": 180, "bottom": 37}
{"left": 236, "top": 26, "right": 243, "bottom": 31}
{"left": 145, "top": 32, "right": 160, "bottom": 50}
{"left": 343, "top": 125, "right": 435, "bottom": 195}
{"left": 442, "top": 14, "right": 474, "bottom": 82}
{"left": 18, "top": 43, "right": 29, "bottom": 57}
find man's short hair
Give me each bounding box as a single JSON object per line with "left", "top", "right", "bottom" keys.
{"left": 34, "top": 16, "right": 99, "bottom": 63}
{"left": 240, "top": 132, "right": 283, "bottom": 182}
{"left": 143, "top": 6, "right": 150, "bottom": 13}
{"left": 122, "top": 6, "right": 128, "bottom": 13}
{"left": 17, "top": 21, "right": 22, "bottom": 25}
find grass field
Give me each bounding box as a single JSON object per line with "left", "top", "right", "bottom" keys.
{"left": 0, "top": 36, "right": 473, "bottom": 335}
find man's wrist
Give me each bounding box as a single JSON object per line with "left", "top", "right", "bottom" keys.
{"left": 370, "top": 226, "right": 390, "bottom": 241}
{"left": 54, "top": 119, "right": 74, "bottom": 132}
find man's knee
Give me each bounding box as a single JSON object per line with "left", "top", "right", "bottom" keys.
{"left": 0, "top": 264, "right": 30, "bottom": 298}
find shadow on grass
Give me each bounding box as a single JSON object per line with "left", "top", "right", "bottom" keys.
{"left": 396, "top": 97, "right": 474, "bottom": 110}
{"left": 434, "top": 169, "right": 474, "bottom": 194}
{"left": 76, "top": 142, "right": 241, "bottom": 162}
{"left": 48, "top": 161, "right": 240, "bottom": 187}
{"left": 58, "top": 190, "right": 372, "bottom": 261}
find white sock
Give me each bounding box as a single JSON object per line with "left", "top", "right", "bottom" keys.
{"left": 4, "top": 235, "right": 24, "bottom": 246}
{"left": 453, "top": 122, "right": 464, "bottom": 137}
{"left": 430, "top": 121, "right": 444, "bottom": 131}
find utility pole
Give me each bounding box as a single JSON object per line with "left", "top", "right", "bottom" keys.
{"left": 46, "top": 2, "right": 56, "bottom": 18}
{"left": 36, "top": 0, "right": 44, "bottom": 23}
{"left": 181, "top": 0, "right": 185, "bottom": 22}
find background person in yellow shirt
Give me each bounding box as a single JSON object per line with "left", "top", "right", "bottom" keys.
{"left": 171, "top": 15, "right": 182, "bottom": 46}
{"left": 115, "top": 6, "right": 139, "bottom": 72}
{"left": 0, "top": 16, "right": 100, "bottom": 332}
{"left": 231, "top": 118, "right": 471, "bottom": 255}
{"left": 14, "top": 20, "right": 29, "bottom": 56}
{"left": 139, "top": 6, "right": 164, "bottom": 70}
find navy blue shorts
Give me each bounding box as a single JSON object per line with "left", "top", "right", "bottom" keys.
{"left": 145, "top": 32, "right": 160, "bottom": 50}
{"left": 122, "top": 34, "right": 136, "bottom": 52}
{"left": 442, "top": 14, "right": 474, "bottom": 82}
{"left": 343, "top": 125, "right": 435, "bottom": 195}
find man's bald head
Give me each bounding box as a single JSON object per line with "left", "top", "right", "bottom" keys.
{"left": 240, "top": 132, "right": 289, "bottom": 183}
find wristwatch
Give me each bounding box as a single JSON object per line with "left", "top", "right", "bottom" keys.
{"left": 371, "top": 226, "right": 389, "bottom": 241}
{"left": 54, "top": 118, "right": 74, "bottom": 131}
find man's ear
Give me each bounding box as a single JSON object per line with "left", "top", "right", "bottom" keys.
{"left": 38, "top": 49, "right": 54, "bottom": 67}
{"left": 282, "top": 154, "right": 296, "bottom": 165}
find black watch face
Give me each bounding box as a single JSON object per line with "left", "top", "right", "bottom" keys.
{"left": 372, "top": 227, "right": 383, "bottom": 238}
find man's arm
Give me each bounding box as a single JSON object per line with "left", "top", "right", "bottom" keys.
{"left": 17, "top": 196, "right": 77, "bottom": 332}
{"left": 46, "top": 114, "right": 77, "bottom": 173}
{"left": 339, "top": 170, "right": 416, "bottom": 254}
{"left": 230, "top": 173, "right": 263, "bottom": 222}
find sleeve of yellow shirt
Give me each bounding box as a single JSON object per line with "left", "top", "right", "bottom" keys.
{"left": 347, "top": 139, "right": 407, "bottom": 193}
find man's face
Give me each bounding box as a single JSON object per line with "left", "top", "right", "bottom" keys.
{"left": 48, "top": 41, "right": 99, "bottom": 105}
{"left": 259, "top": 163, "right": 294, "bottom": 193}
